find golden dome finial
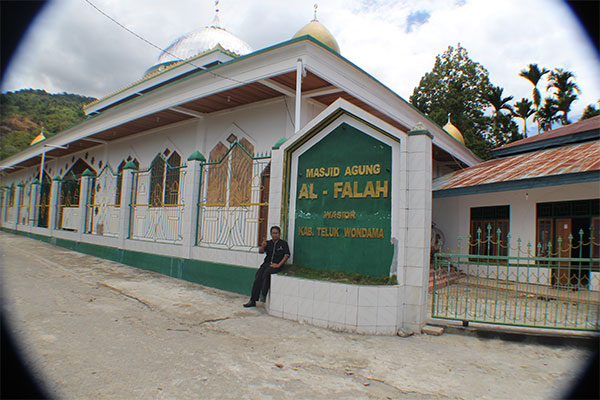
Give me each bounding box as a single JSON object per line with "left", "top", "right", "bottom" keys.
{"left": 292, "top": 5, "right": 341, "bottom": 54}
{"left": 443, "top": 113, "right": 465, "bottom": 145}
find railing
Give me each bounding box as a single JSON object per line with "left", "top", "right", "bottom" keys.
{"left": 197, "top": 142, "right": 270, "bottom": 250}
{"left": 57, "top": 177, "right": 81, "bottom": 231}
{"left": 130, "top": 161, "right": 186, "bottom": 243}
{"left": 431, "top": 226, "right": 600, "bottom": 331}
{"left": 86, "top": 166, "right": 120, "bottom": 237}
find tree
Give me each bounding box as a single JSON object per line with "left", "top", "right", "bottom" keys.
{"left": 519, "top": 64, "right": 549, "bottom": 134}
{"left": 547, "top": 68, "right": 580, "bottom": 125}
{"left": 512, "top": 98, "right": 535, "bottom": 137}
{"left": 535, "top": 98, "right": 559, "bottom": 132}
{"left": 581, "top": 100, "right": 600, "bottom": 120}
{"left": 410, "top": 44, "right": 494, "bottom": 160}
{"left": 484, "top": 85, "right": 514, "bottom": 146}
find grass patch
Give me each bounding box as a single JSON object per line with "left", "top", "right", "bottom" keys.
{"left": 281, "top": 264, "right": 397, "bottom": 285}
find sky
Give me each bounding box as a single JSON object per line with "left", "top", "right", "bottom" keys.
{"left": 2, "top": 0, "right": 599, "bottom": 136}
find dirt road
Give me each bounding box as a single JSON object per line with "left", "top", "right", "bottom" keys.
{"left": 0, "top": 232, "right": 592, "bottom": 399}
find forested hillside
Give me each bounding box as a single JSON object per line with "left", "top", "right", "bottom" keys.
{"left": 0, "top": 89, "right": 96, "bottom": 160}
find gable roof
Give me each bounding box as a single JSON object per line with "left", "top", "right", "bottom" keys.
{"left": 492, "top": 115, "right": 600, "bottom": 157}
{"left": 433, "top": 140, "right": 600, "bottom": 197}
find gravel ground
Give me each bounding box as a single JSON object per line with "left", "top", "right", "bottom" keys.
{"left": 0, "top": 232, "right": 593, "bottom": 399}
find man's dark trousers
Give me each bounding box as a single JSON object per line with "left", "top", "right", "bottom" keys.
{"left": 250, "top": 262, "right": 280, "bottom": 302}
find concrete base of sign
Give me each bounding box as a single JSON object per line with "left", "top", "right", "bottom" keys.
{"left": 267, "top": 274, "right": 404, "bottom": 335}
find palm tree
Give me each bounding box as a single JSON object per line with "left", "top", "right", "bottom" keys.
{"left": 519, "top": 64, "right": 549, "bottom": 134}
{"left": 484, "top": 86, "right": 514, "bottom": 145}
{"left": 547, "top": 68, "right": 580, "bottom": 125}
{"left": 534, "top": 98, "right": 559, "bottom": 132}
{"left": 512, "top": 98, "right": 534, "bottom": 137}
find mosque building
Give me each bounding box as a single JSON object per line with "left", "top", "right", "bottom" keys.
{"left": 1, "top": 6, "right": 597, "bottom": 333}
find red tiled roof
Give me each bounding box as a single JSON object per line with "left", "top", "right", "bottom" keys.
{"left": 496, "top": 115, "right": 600, "bottom": 150}
{"left": 434, "top": 141, "right": 600, "bottom": 191}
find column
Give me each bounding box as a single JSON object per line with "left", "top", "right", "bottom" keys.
{"left": 48, "top": 176, "right": 62, "bottom": 234}
{"left": 401, "top": 126, "right": 433, "bottom": 332}
{"left": 15, "top": 184, "right": 23, "bottom": 226}
{"left": 29, "top": 180, "right": 40, "bottom": 227}
{"left": 79, "top": 169, "right": 95, "bottom": 234}
{"left": 118, "top": 161, "right": 136, "bottom": 249}
{"left": 182, "top": 151, "right": 205, "bottom": 257}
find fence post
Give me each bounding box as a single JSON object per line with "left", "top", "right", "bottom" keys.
{"left": 15, "top": 183, "right": 23, "bottom": 226}
{"left": 79, "top": 169, "right": 95, "bottom": 235}
{"left": 30, "top": 180, "right": 40, "bottom": 227}
{"left": 182, "top": 151, "right": 205, "bottom": 257}
{"left": 118, "top": 161, "right": 136, "bottom": 249}
{"left": 49, "top": 176, "right": 62, "bottom": 234}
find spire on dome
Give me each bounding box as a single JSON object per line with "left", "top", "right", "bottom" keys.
{"left": 211, "top": 0, "right": 221, "bottom": 27}
{"left": 443, "top": 113, "right": 466, "bottom": 145}
{"left": 293, "top": 4, "right": 341, "bottom": 54}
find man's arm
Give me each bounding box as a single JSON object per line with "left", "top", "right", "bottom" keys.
{"left": 271, "top": 254, "right": 289, "bottom": 269}
{"left": 258, "top": 239, "right": 267, "bottom": 254}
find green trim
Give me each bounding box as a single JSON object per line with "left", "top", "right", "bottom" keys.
{"left": 0, "top": 228, "right": 255, "bottom": 296}
{"left": 408, "top": 129, "right": 434, "bottom": 139}
{"left": 16, "top": 183, "right": 24, "bottom": 187}
{"left": 81, "top": 168, "right": 96, "bottom": 177}
{"left": 52, "top": 175, "right": 62, "bottom": 182}
{"left": 272, "top": 137, "right": 288, "bottom": 150}
{"left": 122, "top": 161, "right": 138, "bottom": 170}
{"left": 433, "top": 171, "right": 600, "bottom": 198}
{"left": 31, "top": 178, "right": 40, "bottom": 185}
{"left": 187, "top": 150, "right": 206, "bottom": 162}
{"left": 281, "top": 108, "right": 401, "bottom": 237}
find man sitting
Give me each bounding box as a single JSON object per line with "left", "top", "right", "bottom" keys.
{"left": 243, "top": 226, "right": 290, "bottom": 307}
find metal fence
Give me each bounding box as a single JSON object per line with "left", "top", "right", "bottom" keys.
{"left": 130, "top": 156, "right": 186, "bottom": 243}
{"left": 57, "top": 175, "right": 82, "bottom": 231}
{"left": 197, "top": 142, "right": 270, "bottom": 250}
{"left": 86, "top": 166, "right": 121, "bottom": 237}
{"left": 431, "top": 226, "right": 600, "bottom": 331}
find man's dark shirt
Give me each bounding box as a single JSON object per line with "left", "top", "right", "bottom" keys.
{"left": 263, "top": 239, "right": 290, "bottom": 265}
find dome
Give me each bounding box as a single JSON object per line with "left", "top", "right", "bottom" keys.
{"left": 443, "top": 115, "right": 465, "bottom": 145}
{"left": 293, "top": 20, "right": 340, "bottom": 53}
{"left": 145, "top": 15, "right": 252, "bottom": 76}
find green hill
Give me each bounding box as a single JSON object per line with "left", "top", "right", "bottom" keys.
{"left": 0, "top": 89, "right": 96, "bottom": 160}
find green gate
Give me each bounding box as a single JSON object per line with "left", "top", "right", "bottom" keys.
{"left": 431, "top": 227, "right": 600, "bottom": 331}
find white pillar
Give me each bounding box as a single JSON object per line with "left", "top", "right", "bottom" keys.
{"left": 295, "top": 58, "right": 303, "bottom": 133}
{"left": 29, "top": 183, "right": 40, "bottom": 227}
{"left": 400, "top": 127, "right": 433, "bottom": 332}
{"left": 78, "top": 173, "right": 93, "bottom": 234}
{"left": 48, "top": 178, "right": 61, "bottom": 234}
{"left": 182, "top": 151, "right": 205, "bottom": 257}
{"left": 15, "top": 184, "right": 23, "bottom": 226}
{"left": 118, "top": 164, "right": 136, "bottom": 248}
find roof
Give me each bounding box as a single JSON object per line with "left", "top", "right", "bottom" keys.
{"left": 492, "top": 115, "right": 600, "bottom": 157}
{"left": 433, "top": 140, "right": 600, "bottom": 197}
{"left": 1, "top": 36, "right": 480, "bottom": 172}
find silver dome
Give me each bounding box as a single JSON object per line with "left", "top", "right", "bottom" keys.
{"left": 156, "top": 15, "right": 253, "bottom": 65}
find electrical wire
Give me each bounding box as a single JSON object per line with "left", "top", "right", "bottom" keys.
{"left": 83, "top": 0, "right": 244, "bottom": 84}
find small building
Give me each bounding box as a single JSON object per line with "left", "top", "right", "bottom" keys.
{"left": 433, "top": 115, "right": 600, "bottom": 290}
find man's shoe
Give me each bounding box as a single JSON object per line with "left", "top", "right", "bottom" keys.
{"left": 243, "top": 301, "right": 256, "bottom": 308}
{"left": 259, "top": 295, "right": 266, "bottom": 303}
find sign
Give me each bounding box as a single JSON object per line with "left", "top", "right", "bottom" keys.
{"left": 293, "top": 123, "right": 393, "bottom": 277}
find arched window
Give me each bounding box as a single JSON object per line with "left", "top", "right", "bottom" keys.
{"left": 165, "top": 152, "right": 181, "bottom": 205}
{"left": 149, "top": 151, "right": 180, "bottom": 206}
{"left": 206, "top": 139, "right": 254, "bottom": 206}
{"left": 115, "top": 159, "right": 139, "bottom": 205}
{"left": 60, "top": 159, "right": 94, "bottom": 207}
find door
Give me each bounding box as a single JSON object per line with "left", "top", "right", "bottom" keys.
{"left": 554, "top": 218, "right": 571, "bottom": 287}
